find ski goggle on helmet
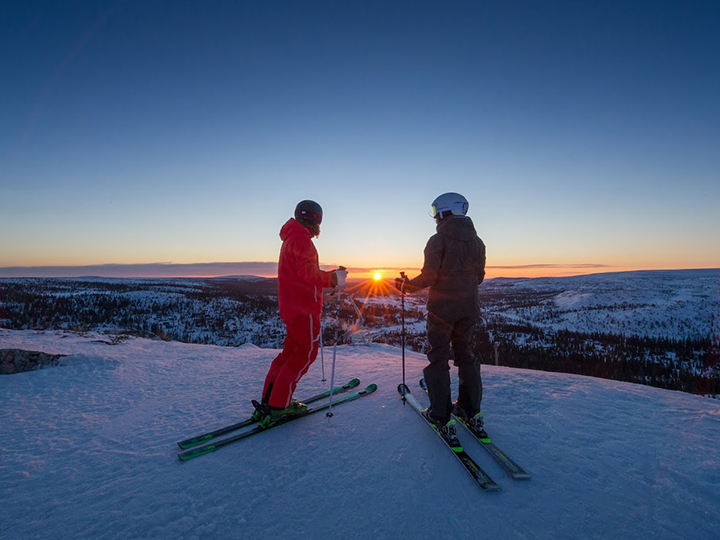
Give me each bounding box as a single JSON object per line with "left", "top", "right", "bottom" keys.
{"left": 431, "top": 192, "right": 469, "bottom": 220}
{"left": 294, "top": 199, "right": 323, "bottom": 225}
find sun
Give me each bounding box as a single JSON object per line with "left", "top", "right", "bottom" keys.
{"left": 373, "top": 272, "right": 382, "bottom": 281}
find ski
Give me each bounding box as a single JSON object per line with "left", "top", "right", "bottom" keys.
{"left": 177, "top": 377, "right": 361, "bottom": 449}
{"left": 398, "top": 384, "right": 499, "bottom": 491}
{"left": 178, "top": 383, "right": 378, "bottom": 461}
{"left": 419, "top": 379, "right": 530, "bottom": 480}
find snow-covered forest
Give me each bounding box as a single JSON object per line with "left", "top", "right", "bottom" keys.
{"left": 1, "top": 269, "right": 718, "bottom": 395}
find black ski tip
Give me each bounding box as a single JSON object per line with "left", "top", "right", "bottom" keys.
{"left": 397, "top": 383, "right": 411, "bottom": 396}
{"left": 419, "top": 378, "right": 427, "bottom": 391}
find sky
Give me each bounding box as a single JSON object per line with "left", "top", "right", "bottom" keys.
{"left": 1, "top": 0, "right": 719, "bottom": 279}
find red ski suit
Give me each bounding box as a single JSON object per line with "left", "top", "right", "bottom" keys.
{"left": 262, "top": 218, "right": 333, "bottom": 408}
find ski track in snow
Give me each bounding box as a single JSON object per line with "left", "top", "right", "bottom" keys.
{"left": 1, "top": 329, "right": 719, "bottom": 540}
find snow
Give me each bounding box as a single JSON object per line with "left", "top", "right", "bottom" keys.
{"left": 1, "top": 328, "right": 719, "bottom": 540}
{"left": 480, "top": 269, "right": 720, "bottom": 340}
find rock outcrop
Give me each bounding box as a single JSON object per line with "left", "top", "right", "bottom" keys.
{"left": 0, "top": 349, "right": 66, "bottom": 374}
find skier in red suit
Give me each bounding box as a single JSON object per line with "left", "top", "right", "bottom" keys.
{"left": 253, "top": 200, "right": 347, "bottom": 425}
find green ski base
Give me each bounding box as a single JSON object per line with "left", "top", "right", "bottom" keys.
{"left": 177, "top": 378, "right": 361, "bottom": 449}
{"left": 398, "top": 384, "right": 499, "bottom": 491}
{"left": 419, "top": 378, "right": 530, "bottom": 480}
{"left": 178, "top": 383, "right": 378, "bottom": 461}
{"left": 455, "top": 415, "right": 531, "bottom": 480}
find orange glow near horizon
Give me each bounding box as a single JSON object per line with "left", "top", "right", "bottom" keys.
{"left": 344, "top": 264, "right": 667, "bottom": 281}
{"left": 347, "top": 266, "right": 615, "bottom": 281}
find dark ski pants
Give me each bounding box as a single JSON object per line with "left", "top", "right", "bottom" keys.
{"left": 423, "top": 313, "right": 482, "bottom": 424}
{"left": 262, "top": 313, "right": 321, "bottom": 409}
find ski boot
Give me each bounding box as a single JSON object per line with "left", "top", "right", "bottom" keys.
{"left": 439, "top": 418, "right": 461, "bottom": 450}
{"left": 256, "top": 399, "right": 308, "bottom": 428}
{"left": 452, "top": 402, "right": 469, "bottom": 420}
{"left": 250, "top": 400, "right": 269, "bottom": 422}
{"left": 466, "top": 411, "right": 488, "bottom": 438}
{"left": 452, "top": 401, "right": 487, "bottom": 438}
{"left": 288, "top": 399, "right": 308, "bottom": 415}
{"left": 422, "top": 409, "right": 462, "bottom": 450}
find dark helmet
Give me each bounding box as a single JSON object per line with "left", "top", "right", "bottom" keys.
{"left": 294, "top": 200, "right": 323, "bottom": 226}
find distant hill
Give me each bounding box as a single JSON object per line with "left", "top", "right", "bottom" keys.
{"left": 479, "top": 268, "right": 720, "bottom": 340}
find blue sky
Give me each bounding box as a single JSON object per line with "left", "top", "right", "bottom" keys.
{"left": 1, "top": 0, "right": 719, "bottom": 278}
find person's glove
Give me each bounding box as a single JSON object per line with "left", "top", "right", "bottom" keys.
{"left": 394, "top": 273, "right": 409, "bottom": 293}
{"left": 331, "top": 266, "right": 348, "bottom": 288}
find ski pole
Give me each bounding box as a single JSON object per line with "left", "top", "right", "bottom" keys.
{"left": 326, "top": 286, "right": 341, "bottom": 418}
{"left": 400, "top": 271, "right": 406, "bottom": 402}
{"left": 320, "top": 320, "right": 326, "bottom": 382}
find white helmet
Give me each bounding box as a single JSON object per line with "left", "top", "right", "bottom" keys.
{"left": 431, "top": 192, "right": 469, "bottom": 220}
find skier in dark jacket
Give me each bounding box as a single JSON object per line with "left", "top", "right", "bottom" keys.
{"left": 252, "top": 200, "right": 347, "bottom": 426}
{"left": 396, "top": 192, "right": 486, "bottom": 441}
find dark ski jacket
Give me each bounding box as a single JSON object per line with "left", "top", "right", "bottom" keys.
{"left": 277, "top": 218, "right": 333, "bottom": 323}
{"left": 406, "top": 215, "right": 486, "bottom": 321}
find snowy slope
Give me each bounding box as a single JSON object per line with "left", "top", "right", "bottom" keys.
{"left": 479, "top": 269, "right": 720, "bottom": 340}
{"left": 1, "top": 329, "right": 719, "bottom": 540}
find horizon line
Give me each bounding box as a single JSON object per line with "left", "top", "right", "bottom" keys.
{"left": 0, "top": 262, "right": 717, "bottom": 280}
